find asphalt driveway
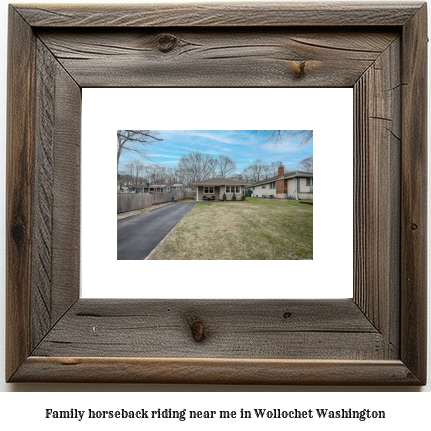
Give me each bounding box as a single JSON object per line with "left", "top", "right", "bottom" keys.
{"left": 117, "top": 202, "right": 195, "bottom": 260}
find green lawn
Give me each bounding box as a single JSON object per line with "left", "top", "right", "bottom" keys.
{"left": 148, "top": 197, "right": 313, "bottom": 260}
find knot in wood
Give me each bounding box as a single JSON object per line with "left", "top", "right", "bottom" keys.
{"left": 411, "top": 223, "right": 418, "bottom": 230}
{"left": 157, "top": 34, "right": 178, "bottom": 53}
{"left": 186, "top": 315, "right": 206, "bottom": 342}
{"left": 295, "top": 61, "right": 307, "bottom": 78}
{"left": 11, "top": 222, "right": 25, "bottom": 245}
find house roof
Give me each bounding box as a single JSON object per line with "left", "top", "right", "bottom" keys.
{"left": 246, "top": 171, "right": 313, "bottom": 187}
{"left": 283, "top": 171, "right": 313, "bottom": 180}
{"left": 165, "top": 182, "right": 183, "bottom": 187}
{"left": 191, "top": 178, "right": 250, "bottom": 186}
{"left": 247, "top": 175, "right": 278, "bottom": 187}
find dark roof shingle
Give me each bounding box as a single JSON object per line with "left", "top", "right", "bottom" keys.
{"left": 247, "top": 171, "right": 313, "bottom": 187}
{"left": 191, "top": 178, "right": 249, "bottom": 186}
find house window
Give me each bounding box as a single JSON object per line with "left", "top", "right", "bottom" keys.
{"left": 204, "top": 186, "right": 214, "bottom": 194}
{"left": 225, "top": 186, "right": 241, "bottom": 194}
{"left": 306, "top": 178, "right": 313, "bottom": 186}
{"left": 262, "top": 184, "right": 266, "bottom": 189}
{"left": 252, "top": 186, "right": 255, "bottom": 190}
{"left": 270, "top": 182, "right": 276, "bottom": 189}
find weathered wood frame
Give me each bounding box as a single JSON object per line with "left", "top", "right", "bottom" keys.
{"left": 6, "top": 2, "right": 427, "bottom": 384}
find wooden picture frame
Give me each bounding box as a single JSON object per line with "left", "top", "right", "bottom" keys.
{"left": 6, "top": 2, "right": 427, "bottom": 384}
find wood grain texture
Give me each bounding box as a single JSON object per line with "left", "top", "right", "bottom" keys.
{"left": 12, "top": 357, "right": 420, "bottom": 385}
{"left": 353, "top": 38, "right": 401, "bottom": 359}
{"left": 50, "top": 55, "right": 81, "bottom": 324}
{"left": 400, "top": 3, "right": 427, "bottom": 384}
{"left": 32, "top": 299, "right": 385, "bottom": 360}
{"left": 6, "top": 8, "right": 36, "bottom": 381}
{"left": 31, "top": 40, "right": 56, "bottom": 347}
{"left": 15, "top": 2, "right": 423, "bottom": 27}
{"left": 31, "top": 40, "right": 81, "bottom": 348}
{"left": 6, "top": 2, "right": 427, "bottom": 385}
{"left": 37, "top": 29, "right": 398, "bottom": 88}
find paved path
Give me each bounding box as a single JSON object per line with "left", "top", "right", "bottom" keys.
{"left": 117, "top": 202, "right": 195, "bottom": 260}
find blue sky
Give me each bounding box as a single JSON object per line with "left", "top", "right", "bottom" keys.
{"left": 118, "top": 130, "right": 313, "bottom": 173}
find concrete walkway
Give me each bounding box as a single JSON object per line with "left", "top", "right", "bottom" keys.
{"left": 117, "top": 202, "right": 195, "bottom": 260}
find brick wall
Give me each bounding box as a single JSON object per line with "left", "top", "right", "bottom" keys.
{"left": 276, "top": 164, "right": 287, "bottom": 195}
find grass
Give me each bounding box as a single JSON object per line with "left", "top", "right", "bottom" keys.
{"left": 148, "top": 197, "right": 313, "bottom": 260}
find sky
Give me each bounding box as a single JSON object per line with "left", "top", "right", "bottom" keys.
{"left": 118, "top": 130, "right": 313, "bottom": 173}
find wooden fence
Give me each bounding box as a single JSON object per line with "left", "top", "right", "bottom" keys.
{"left": 117, "top": 190, "right": 195, "bottom": 214}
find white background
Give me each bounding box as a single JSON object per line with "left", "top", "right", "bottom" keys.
{"left": 82, "top": 88, "right": 353, "bottom": 299}
{"left": 0, "top": 0, "right": 429, "bottom": 422}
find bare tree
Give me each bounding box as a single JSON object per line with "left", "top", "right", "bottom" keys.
{"left": 260, "top": 130, "right": 313, "bottom": 145}
{"left": 117, "top": 130, "right": 162, "bottom": 174}
{"left": 120, "top": 161, "right": 136, "bottom": 185}
{"left": 298, "top": 156, "right": 313, "bottom": 172}
{"left": 245, "top": 130, "right": 313, "bottom": 146}
{"left": 241, "top": 159, "right": 269, "bottom": 183}
{"left": 230, "top": 173, "right": 246, "bottom": 182}
{"left": 265, "top": 161, "right": 283, "bottom": 178}
{"left": 177, "top": 151, "right": 218, "bottom": 185}
{"left": 132, "top": 160, "right": 145, "bottom": 184}
{"left": 148, "top": 166, "right": 178, "bottom": 185}
{"left": 217, "top": 155, "right": 237, "bottom": 178}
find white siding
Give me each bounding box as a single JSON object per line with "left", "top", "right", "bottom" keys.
{"left": 252, "top": 182, "right": 276, "bottom": 197}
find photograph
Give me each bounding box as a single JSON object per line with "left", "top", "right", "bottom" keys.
{"left": 2, "top": 0, "right": 428, "bottom": 394}
{"left": 117, "top": 130, "right": 313, "bottom": 260}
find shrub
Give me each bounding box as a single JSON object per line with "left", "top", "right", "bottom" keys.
{"left": 241, "top": 194, "right": 246, "bottom": 201}
{"left": 222, "top": 193, "right": 227, "bottom": 201}
{"left": 232, "top": 193, "right": 237, "bottom": 201}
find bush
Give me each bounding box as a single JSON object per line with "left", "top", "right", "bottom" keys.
{"left": 241, "top": 194, "right": 246, "bottom": 201}
{"left": 232, "top": 193, "right": 237, "bottom": 201}
{"left": 222, "top": 193, "right": 227, "bottom": 201}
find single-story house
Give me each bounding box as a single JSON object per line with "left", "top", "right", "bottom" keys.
{"left": 131, "top": 184, "right": 145, "bottom": 193}
{"left": 117, "top": 182, "right": 134, "bottom": 193}
{"left": 141, "top": 184, "right": 166, "bottom": 193}
{"left": 245, "top": 164, "right": 313, "bottom": 200}
{"left": 123, "top": 183, "right": 167, "bottom": 193}
{"left": 122, "top": 183, "right": 147, "bottom": 193}
{"left": 191, "top": 178, "right": 250, "bottom": 201}
{"left": 165, "top": 183, "right": 184, "bottom": 192}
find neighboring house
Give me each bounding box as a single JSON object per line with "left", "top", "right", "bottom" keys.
{"left": 245, "top": 164, "right": 313, "bottom": 200}
{"left": 133, "top": 184, "right": 146, "bottom": 193}
{"left": 191, "top": 178, "right": 249, "bottom": 201}
{"left": 146, "top": 184, "right": 167, "bottom": 193}
{"left": 165, "top": 182, "right": 184, "bottom": 192}
{"left": 117, "top": 183, "right": 130, "bottom": 193}
{"left": 123, "top": 183, "right": 164, "bottom": 193}
{"left": 123, "top": 184, "right": 145, "bottom": 193}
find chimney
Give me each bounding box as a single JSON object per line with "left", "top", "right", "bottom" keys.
{"left": 278, "top": 163, "right": 284, "bottom": 179}
{"left": 276, "top": 164, "right": 287, "bottom": 196}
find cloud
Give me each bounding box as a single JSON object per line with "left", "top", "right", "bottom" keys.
{"left": 160, "top": 160, "right": 179, "bottom": 165}
{"left": 179, "top": 130, "right": 238, "bottom": 144}
{"left": 119, "top": 130, "right": 312, "bottom": 172}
